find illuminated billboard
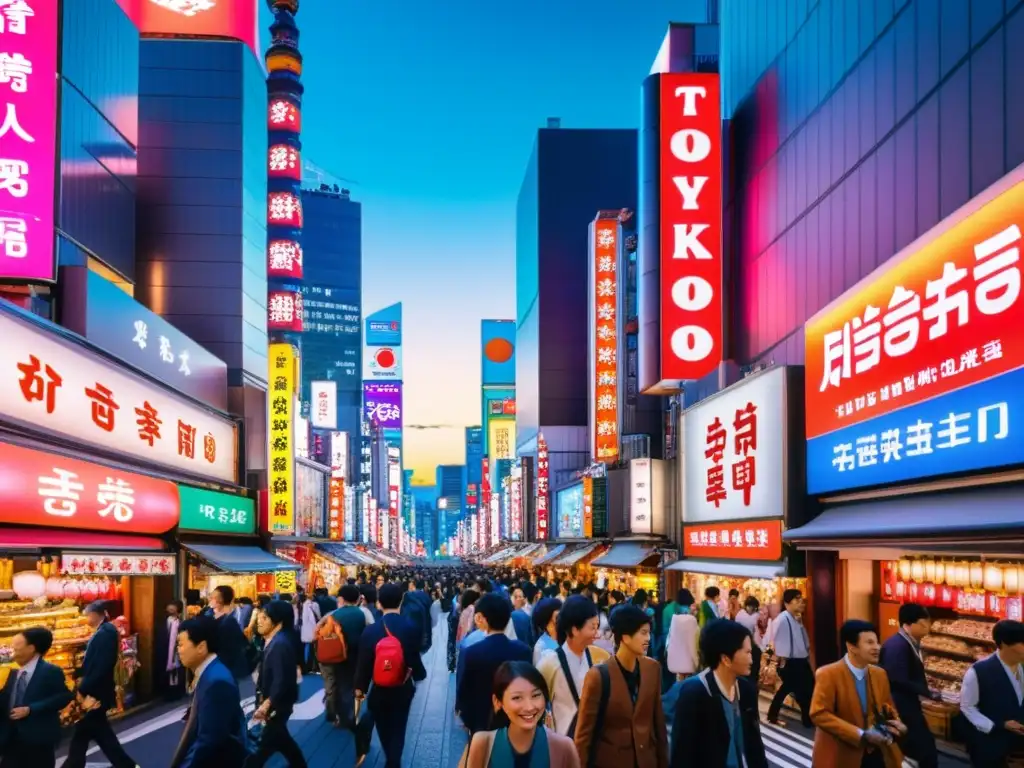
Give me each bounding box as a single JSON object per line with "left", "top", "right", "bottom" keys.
{"left": 366, "top": 303, "right": 401, "bottom": 346}
{"left": 590, "top": 216, "right": 620, "bottom": 464}
{"left": 363, "top": 382, "right": 402, "bottom": 430}
{"left": 488, "top": 419, "right": 516, "bottom": 461}
{"left": 481, "top": 319, "right": 516, "bottom": 386}
{"left": 114, "top": 0, "right": 260, "bottom": 62}
{"left": 364, "top": 303, "right": 403, "bottom": 380}
{"left": 482, "top": 387, "right": 515, "bottom": 448}
{"left": 268, "top": 344, "right": 296, "bottom": 534}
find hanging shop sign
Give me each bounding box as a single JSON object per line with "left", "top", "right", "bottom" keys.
{"left": 536, "top": 435, "right": 549, "bottom": 540}
{"left": 328, "top": 478, "right": 343, "bottom": 540}
{"left": 310, "top": 381, "right": 337, "bottom": 430}
{"left": 178, "top": 485, "right": 255, "bottom": 535}
{"left": 683, "top": 366, "right": 787, "bottom": 523}
{"left": 78, "top": 271, "right": 228, "bottom": 411}
{"left": 62, "top": 553, "right": 176, "bottom": 577}
{"left": 0, "top": 0, "right": 58, "bottom": 283}
{"left": 682, "top": 519, "right": 783, "bottom": 561}
{"left": 806, "top": 176, "right": 1024, "bottom": 494}
{"left": 630, "top": 458, "right": 653, "bottom": 535}
{"left": 0, "top": 308, "right": 237, "bottom": 483}
{"left": 592, "top": 217, "right": 620, "bottom": 463}
{"left": 268, "top": 290, "right": 304, "bottom": 333}
{"left": 658, "top": 72, "right": 723, "bottom": 383}
{"left": 0, "top": 441, "right": 180, "bottom": 534}
{"left": 274, "top": 570, "right": 297, "bottom": 594}
{"left": 268, "top": 343, "right": 296, "bottom": 535}
{"left": 330, "top": 431, "right": 348, "bottom": 480}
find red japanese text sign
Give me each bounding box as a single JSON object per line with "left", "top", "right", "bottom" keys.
{"left": 62, "top": 553, "right": 176, "bottom": 576}
{"left": 659, "top": 73, "right": 723, "bottom": 382}
{"left": 267, "top": 239, "right": 303, "bottom": 280}
{"left": 0, "top": 441, "right": 179, "bottom": 534}
{"left": 480, "top": 457, "right": 490, "bottom": 550}
{"left": 683, "top": 367, "right": 787, "bottom": 524}
{"left": 328, "top": 478, "right": 343, "bottom": 540}
{"left": 805, "top": 176, "right": 1024, "bottom": 440}
{"left": 114, "top": 0, "right": 260, "bottom": 62}
{"left": 0, "top": 0, "right": 59, "bottom": 283}
{"left": 0, "top": 309, "right": 237, "bottom": 483}
{"left": 683, "top": 520, "right": 783, "bottom": 561}
{"left": 535, "top": 435, "right": 549, "bottom": 540}
{"left": 268, "top": 290, "right": 303, "bottom": 332}
{"left": 592, "top": 218, "right": 619, "bottom": 463}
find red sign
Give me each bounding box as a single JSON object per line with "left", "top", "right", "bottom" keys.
{"left": 503, "top": 399, "right": 516, "bottom": 415}
{"left": 659, "top": 73, "right": 723, "bottom": 382}
{"left": 593, "top": 218, "right": 619, "bottom": 463}
{"left": 536, "top": 435, "right": 549, "bottom": 540}
{"left": 269, "top": 99, "right": 301, "bottom": 132}
{"left": 63, "top": 553, "right": 175, "bottom": 576}
{"left": 267, "top": 240, "right": 302, "bottom": 279}
{"left": 480, "top": 457, "right": 490, "bottom": 550}
{"left": 682, "top": 519, "right": 783, "bottom": 561}
{"left": 268, "top": 144, "right": 301, "bottom": 180}
{"left": 328, "top": 478, "right": 343, "bottom": 540}
{"left": 114, "top": 0, "right": 260, "bottom": 62}
{"left": 268, "top": 191, "right": 303, "bottom": 228}
{"left": 0, "top": 441, "right": 179, "bottom": 534}
{"left": 267, "top": 290, "right": 303, "bottom": 332}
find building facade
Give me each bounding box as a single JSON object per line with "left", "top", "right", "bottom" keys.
{"left": 516, "top": 127, "right": 638, "bottom": 485}
{"left": 435, "top": 464, "right": 464, "bottom": 546}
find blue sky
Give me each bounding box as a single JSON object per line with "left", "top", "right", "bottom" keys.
{"left": 266, "top": 0, "right": 707, "bottom": 482}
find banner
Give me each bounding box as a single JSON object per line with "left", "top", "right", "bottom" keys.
{"left": 268, "top": 343, "right": 296, "bottom": 534}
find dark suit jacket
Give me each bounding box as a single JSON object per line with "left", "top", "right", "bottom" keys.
{"left": 879, "top": 631, "right": 930, "bottom": 724}
{"left": 77, "top": 622, "right": 119, "bottom": 709}
{"left": 0, "top": 658, "right": 72, "bottom": 748}
{"left": 170, "top": 657, "right": 248, "bottom": 768}
{"left": 257, "top": 631, "right": 299, "bottom": 718}
{"left": 671, "top": 669, "right": 769, "bottom": 768}
{"left": 214, "top": 613, "right": 250, "bottom": 680}
{"left": 511, "top": 610, "right": 533, "bottom": 646}
{"left": 575, "top": 657, "right": 668, "bottom": 768}
{"left": 354, "top": 613, "right": 427, "bottom": 694}
{"left": 456, "top": 633, "right": 532, "bottom": 733}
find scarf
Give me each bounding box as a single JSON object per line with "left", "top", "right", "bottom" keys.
{"left": 489, "top": 726, "right": 550, "bottom": 768}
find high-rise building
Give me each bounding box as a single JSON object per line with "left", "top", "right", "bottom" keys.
{"left": 516, "top": 127, "right": 638, "bottom": 486}
{"left": 300, "top": 180, "right": 362, "bottom": 481}
{"left": 435, "top": 464, "right": 464, "bottom": 545}
{"left": 416, "top": 500, "right": 436, "bottom": 557}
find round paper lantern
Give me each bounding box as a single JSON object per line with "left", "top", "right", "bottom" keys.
{"left": 924, "top": 559, "right": 936, "bottom": 582}
{"left": 898, "top": 558, "right": 912, "bottom": 581}
{"left": 81, "top": 579, "right": 99, "bottom": 604}
{"left": 44, "top": 576, "right": 64, "bottom": 600}
{"left": 971, "top": 562, "right": 985, "bottom": 589}
{"left": 62, "top": 579, "right": 81, "bottom": 601}
{"left": 911, "top": 560, "right": 925, "bottom": 582}
{"left": 985, "top": 564, "right": 1004, "bottom": 592}
{"left": 954, "top": 562, "right": 969, "bottom": 587}
{"left": 1005, "top": 565, "right": 1019, "bottom": 594}
{"left": 935, "top": 561, "right": 946, "bottom": 585}
{"left": 12, "top": 571, "right": 45, "bottom": 601}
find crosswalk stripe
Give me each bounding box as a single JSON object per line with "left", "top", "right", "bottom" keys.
{"left": 763, "top": 721, "right": 814, "bottom": 746}
{"left": 761, "top": 731, "right": 812, "bottom": 766}
{"left": 761, "top": 727, "right": 813, "bottom": 757}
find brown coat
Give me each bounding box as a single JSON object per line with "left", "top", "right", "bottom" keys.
{"left": 809, "top": 660, "right": 904, "bottom": 768}
{"left": 574, "top": 657, "right": 669, "bottom": 768}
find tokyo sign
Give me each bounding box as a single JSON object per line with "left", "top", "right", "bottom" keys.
{"left": 806, "top": 173, "right": 1024, "bottom": 494}
{"left": 0, "top": 440, "right": 179, "bottom": 534}
{"left": 0, "top": 0, "right": 58, "bottom": 282}
{"left": 659, "top": 73, "right": 723, "bottom": 382}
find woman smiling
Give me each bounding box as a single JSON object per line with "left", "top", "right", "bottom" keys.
{"left": 462, "top": 661, "right": 580, "bottom": 768}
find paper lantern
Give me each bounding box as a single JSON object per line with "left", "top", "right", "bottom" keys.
{"left": 935, "top": 561, "right": 946, "bottom": 585}
{"left": 12, "top": 571, "right": 45, "bottom": 600}
{"left": 898, "top": 559, "right": 912, "bottom": 581}
{"left": 985, "top": 564, "right": 1004, "bottom": 592}
{"left": 971, "top": 562, "right": 985, "bottom": 588}
{"left": 954, "top": 562, "right": 969, "bottom": 587}
{"left": 45, "top": 576, "right": 63, "bottom": 600}
{"left": 911, "top": 560, "right": 925, "bottom": 582}
{"left": 1006, "top": 565, "right": 1020, "bottom": 595}
{"left": 924, "top": 559, "right": 936, "bottom": 582}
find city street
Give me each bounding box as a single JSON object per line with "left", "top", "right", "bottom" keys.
{"left": 56, "top": 622, "right": 966, "bottom": 768}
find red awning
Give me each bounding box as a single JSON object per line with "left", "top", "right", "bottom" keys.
{"left": 0, "top": 528, "right": 167, "bottom": 551}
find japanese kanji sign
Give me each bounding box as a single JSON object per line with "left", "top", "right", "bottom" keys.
{"left": 535, "top": 435, "right": 549, "bottom": 540}
{"left": 682, "top": 520, "right": 783, "bottom": 562}
{"left": 591, "top": 217, "right": 620, "bottom": 463}
{"left": 267, "top": 343, "right": 295, "bottom": 535}
{"left": 806, "top": 175, "right": 1024, "bottom": 494}
{"left": 0, "top": 440, "right": 179, "bottom": 533}
{"left": 0, "top": 307, "right": 237, "bottom": 483}
{"left": 0, "top": 0, "right": 58, "bottom": 282}
{"left": 178, "top": 484, "right": 255, "bottom": 535}
{"left": 683, "top": 366, "right": 787, "bottom": 523}
{"left": 62, "top": 553, "right": 176, "bottom": 576}
{"left": 114, "top": 0, "right": 260, "bottom": 64}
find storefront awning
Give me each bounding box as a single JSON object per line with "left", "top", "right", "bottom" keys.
{"left": 532, "top": 544, "right": 566, "bottom": 566}
{"left": 483, "top": 546, "right": 516, "bottom": 565}
{"left": 512, "top": 543, "right": 544, "bottom": 560}
{"left": 551, "top": 543, "right": 602, "bottom": 567}
{"left": 784, "top": 485, "right": 1024, "bottom": 548}
{"left": 314, "top": 544, "right": 361, "bottom": 566}
{"left": 664, "top": 558, "right": 787, "bottom": 579}
{"left": 185, "top": 543, "right": 296, "bottom": 573}
{"left": 0, "top": 528, "right": 167, "bottom": 551}
{"left": 591, "top": 542, "right": 658, "bottom": 569}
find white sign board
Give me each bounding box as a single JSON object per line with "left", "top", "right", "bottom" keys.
{"left": 330, "top": 430, "right": 348, "bottom": 480}
{"left": 0, "top": 310, "right": 236, "bottom": 483}
{"left": 683, "top": 366, "right": 787, "bottom": 523}
{"left": 629, "top": 458, "right": 653, "bottom": 534}
{"left": 310, "top": 380, "right": 337, "bottom": 429}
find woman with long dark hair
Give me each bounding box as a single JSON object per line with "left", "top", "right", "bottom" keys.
{"left": 461, "top": 661, "right": 579, "bottom": 768}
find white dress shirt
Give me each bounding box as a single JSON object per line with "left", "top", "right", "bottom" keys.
{"left": 961, "top": 656, "right": 1024, "bottom": 734}
{"left": 547, "top": 643, "right": 592, "bottom": 735}
{"left": 773, "top": 611, "right": 810, "bottom": 659}
{"left": 735, "top": 610, "right": 762, "bottom": 647}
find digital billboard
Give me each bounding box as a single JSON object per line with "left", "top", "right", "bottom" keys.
{"left": 806, "top": 173, "right": 1024, "bottom": 494}
{"left": 481, "top": 319, "right": 516, "bottom": 386}
{"left": 367, "top": 303, "right": 401, "bottom": 346}
{"left": 114, "top": 0, "right": 260, "bottom": 61}
{"left": 556, "top": 483, "right": 584, "bottom": 538}
{"left": 482, "top": 387, "right": 515, "bottom": 447}
{"left": 488, "top": 419, "right": 516, "bottom": 461}
{"left": 364, "top": 302, "right": 403, "bottom": 380}
{"left": 363, "top": 382, "right": 403, "bottom": 430}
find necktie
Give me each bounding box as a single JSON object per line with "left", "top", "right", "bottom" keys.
{"left": 13, "top": 671, "right": 27, "bottom": 708}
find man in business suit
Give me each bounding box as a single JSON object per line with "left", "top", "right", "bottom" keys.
{"left": 879, "top": 603, "right": 940, "bottom": 768}
{"left": 574, "top": 606, "right": 668, "bottom": 768}
{"left": 810, "top": 619, "right": 906, "bottom": 768}
{"left": 509, "top": 586, "right": 534, "bottom": 646}
{"left": 0, "top": 627, "right": 73, "bottom": 768}
{"left": 456, "top": 593, "right": 532, "bottom": 734}
{"left": 64, "top": 601, "right": 138, "bottom": 768}
{"left": 209, "top": 586, "right": 252, "bottom": 682}
{"left": 354, "top": 584, "right": 428, "bottom": 768}
{"left": 169, "top": 615, "right": 248, "bottom": 768}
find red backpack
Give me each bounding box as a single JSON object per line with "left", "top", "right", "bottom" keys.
{"left": 372, "top": 623, "right": 408, "bottom": 687}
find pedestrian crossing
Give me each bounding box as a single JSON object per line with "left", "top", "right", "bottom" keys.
{"left": 760, "top": 722, "right": 920, "bottom": 768}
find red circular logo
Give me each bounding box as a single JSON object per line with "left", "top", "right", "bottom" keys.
{"left": 375, "top": 348, "right": 396, "bottom": 369}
